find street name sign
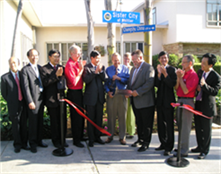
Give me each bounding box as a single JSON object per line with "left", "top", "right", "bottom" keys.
{"left": 122, "top": 25, "right": 156, "bottom": 34}
{"left": 102, "top": 10, "right": 140, "bottom": 24}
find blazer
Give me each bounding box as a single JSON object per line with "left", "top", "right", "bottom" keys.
{"left": 154, "top": 65, "right": 177, "bottom": 108}
{"left": 21, "top": 63, "right": 43, "bottom": 114}
{"left": 83, "top": 63, "right": 105, "bottom": 106}
{"left": 40, "top": 63, "right": 65, "bottom": 108}
{"left": 196, "top": 69, "right": 221, "bottom": 117}
{"left": 1, "top": 71, "right": 24, "bottom": 116}
{"left": 127, "top": 62, "right": 155, "bottom": 109}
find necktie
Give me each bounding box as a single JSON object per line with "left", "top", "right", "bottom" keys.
{"left": 34, "top": 66, "right": 43, "bottom": 92}
{"left": 15, "top": 73, "right": 23, "bottom": 101}
{"left": 54, "top": 65, "right": 57, "bottom": 71}
{"left": 131, "top": 68, "right": 138, "bottom": 85}
{"left": 196, "top": 72, "right": 206, "bottom": 101}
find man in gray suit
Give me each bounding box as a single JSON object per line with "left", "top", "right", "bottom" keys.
{"left": 127, "top": 49, "right": 155, "bottom": 152}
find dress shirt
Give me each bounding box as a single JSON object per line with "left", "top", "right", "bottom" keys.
{"left": 65, "top": 57, "right": 83, "bottom": 90}
{"left": 105, "top": 64, "right": 130, "bottom": 93}
{"left": 176, "top": 68, "right": 198, "bottom": 98}
{"left": 11, "top": 71, "right": 20, "bottom": 80}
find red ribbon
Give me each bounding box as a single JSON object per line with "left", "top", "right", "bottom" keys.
{"left": 61, "top": 99, "right": 112, "bottom": 136}
{"left": 171, "top": 103, "right": 211, "bottom": 119}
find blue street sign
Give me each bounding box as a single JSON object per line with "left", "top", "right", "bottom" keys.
{"left": 102, "top": 10, "right": 140, "bottom": 24}
{"left": 122, "top": 25, "right": 156, "bottom": 34}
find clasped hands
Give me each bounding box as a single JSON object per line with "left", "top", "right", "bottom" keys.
{"left": 157, "top": 64, "right": 168, "bottom": 78}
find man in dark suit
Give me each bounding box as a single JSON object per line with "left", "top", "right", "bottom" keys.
{"left": 193, "top": 53, "right": 221, "bottom": 159}
{"left": 1, "top": 57, "right": 29, "bottom": 153}
{"left": 154, "top": 51, "right": 177, "bottom": 156}
{"left": 40, "top": 49, "right": 68, "bottom": 148}
{"left": 21, "top": 49, "right": 48, "bottom": 153}
{"left": 83, "top": 50, "right": 105, "bottom": 147}
{"left": 127, "top": 49, "right": 155, "bottom": 152}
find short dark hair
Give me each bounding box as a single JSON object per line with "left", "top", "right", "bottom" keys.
{"left": 48, "top": 49, "right": 60, "bottom": 57}
{"left": 27, "top": 49, "right": 39, "bottom": 57}
{"left": 158, "top": 51, "right": 168, "bottom": 59}
{"left": 90, "top": 50, "right": 100, "bottom": 58}
{"left": 131, "top": 49, "right": 143, "bottom": 57}
{"left": 202, "top": 53, "right": 217, "bottom": 66}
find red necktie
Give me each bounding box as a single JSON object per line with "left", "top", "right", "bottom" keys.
{"left": 15, "top": 73, "right": 23, "bottom": 101}
{"left": 54, "top": 66, "right": 57, "bottom": 71}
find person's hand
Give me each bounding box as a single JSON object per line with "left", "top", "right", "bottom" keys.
{"left": 197, "top": 84, "right": 201, "bottom": 92}
{"left": 113, "top": 75, "right": 121, "bottom": 81}
{"left": 95, "top": 64, "right": 102, "bottom": 74}
{"left": 176, "top": 69, "right": 184, "bottom": 78}
{"left": 125, "top": 95, "right": 129, "bottom": 98}
{"left": 160, "top": 66, "right": 168, "bottom": 77}
{"left": 78, "top": 60, "right": 83, "bottom": 71}
{"left": 108, "top": 91, "right": 114, "bottom": 98}
{"left": 56, "top": 67, "right": 63, "bottom": 77}
{"left": 29, "top": 102, "right": 36, "bottom": 110}
{"left": 200, "top": 77, "right": 206, "bottom": 86}
{"left": 157, "top": 64, "right": 161, "bottom": 74}
{"left": 131, "top": 90, "right": 138, "bottom": 97}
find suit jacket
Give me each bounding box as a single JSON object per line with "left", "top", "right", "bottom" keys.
{"left": 196, "top": 69, "right": 221, "bottom": 117}
{"left": 127, "top": 62, "right": 155, "bottom": 109}
{"left": 21, "top": 63, "right": 43, "bottom": 114}
{"left": 40, "top": 63, "right": 65, "bottom": 108}
{"left": 83, "top": 63, "right": 105, "bottom": 106}
{"left": 1, "top": 71, "right": 24, "bottom": 117}
{"left": 154, "top": 65, "right": 177, "bottom": 108}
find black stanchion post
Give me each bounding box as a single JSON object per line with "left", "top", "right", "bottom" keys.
{"left": 166, "top": 102, "right": 189, "bottom": 167}
{"left": 53, "top": 77, "right": 73, "bottom": 157}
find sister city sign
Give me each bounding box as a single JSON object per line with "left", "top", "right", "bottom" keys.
{"left": 102, "top": 10, "right": 140, "bottom": 24}
{"left": 122, "top": 25, "right": 156, "bottom": 34}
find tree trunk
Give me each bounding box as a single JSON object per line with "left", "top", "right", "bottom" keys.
{"left": 105, "top": 0, "right": 116, "bottom": 66}
{"left": 11, "top": 0, "right": 23, "bottom": 57}
{"left": 85, "top": 0, "right": 94, "bottom": 62}
{"left": 143, "top": 0, "right": 152, "bottom": 64}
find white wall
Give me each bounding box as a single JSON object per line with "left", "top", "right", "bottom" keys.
{"left": 176, "top": 1, "right": 221, "bottom": 43}
{"left": 0, "top": 1, "right": 33, "bottom": 76}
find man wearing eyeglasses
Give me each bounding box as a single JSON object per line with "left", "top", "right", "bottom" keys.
{"left": 174, "top": 55, "right": 198, "bottom": 157}
{"left": 65, "top": 44, "right": 85, "bottom": 148}
{"left": 40, "top": 49, "right": 68, "bottom": 148}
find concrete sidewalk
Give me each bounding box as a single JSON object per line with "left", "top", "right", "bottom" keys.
{"left": 0, "top": 129, "right": 221, "bottom": 174}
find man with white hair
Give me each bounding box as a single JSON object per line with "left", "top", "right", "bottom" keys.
{"left": 105, "top": 52, "right": 130, "bottom": 145}
{"left": 1, "top": 57, "right": 29, "bottom": 153}
{"left": 65, "top": 44, "right": 85, "bottom": 148}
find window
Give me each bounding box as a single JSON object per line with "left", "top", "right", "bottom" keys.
{"left": 207, "top": 0, "right": 221, "bottom": 26}
{"left": 20, "top": 33, "right": 33, "bottom": 66}
{"left": 46, "top": 42, "right": 88, "bottom": 66}
{"left": 116, "top": 42, "right": 144, "bottom": 54}
{"left": 152, "top": 7, "right": 156, "bottom": 25}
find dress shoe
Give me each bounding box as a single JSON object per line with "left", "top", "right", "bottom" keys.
{"left": 38, "top": 141, "right": 48, "bottom": 148}
{"left": 119, "top": 139, "right": 126, "bottom": 145}
{"left": 131, "top": 140, "right": 142, "bottom": 147}
{"left": 126, "top": 135, "right": 134, "bottom": 139}
{"left": 95, "top": 138, "right": 105, "bottom": 144}
{"left": 173, "top": 153, "right": 188, "bottom": 157}
{"left": 198, "top": 153, "right": 206, "bottom": 159}
{"left": 74, "top": 142, "right": 85, "bottom": 148}
{"left": 88, "top": 141, "right": 94, "bottom": 147}
{"left": 14, "top": 148, "right": 20, "bottom": 153}
{"left": 81, "top": 137, "right": 88, "bottom": 141}
{"left": 31, "top": 147, "right": 37, "bottom": 153}
{"left": 163, "top": 151, "right": 171, "bottom": 156}
{"left": 21, "top": 146, "right": 31, "bottom": 150}
{"left": 191, "top": 147, "right": 201, "bottom": 153}
{"left": 138, "top": 144, "right": 149, "bottom": 152}
{"left": 105, "top": 137, "right": 113, "bottom": 143}
{"left": 174, "top": 148, "right": 178, "bottom": 152}
{"left": 155, "top": 145, "right": 165, "bottom": 151}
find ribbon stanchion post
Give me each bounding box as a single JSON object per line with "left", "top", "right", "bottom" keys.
{"left": 52, "top": 93, "right": 73, "bottom": 157}
{"left": 166, "top": 102, "right": 189, "bottom": 167}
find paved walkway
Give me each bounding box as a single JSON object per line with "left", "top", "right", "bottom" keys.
{"left": 0, "top": 129, "right": 221, "bottom": 174}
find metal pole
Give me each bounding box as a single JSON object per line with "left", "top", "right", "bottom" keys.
{"left": 120, "top": 0, "right": 123, "bottom": 62}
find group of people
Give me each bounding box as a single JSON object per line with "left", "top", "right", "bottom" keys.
{"left": 1, "top": 44, "right": 220, "bottom": 160}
